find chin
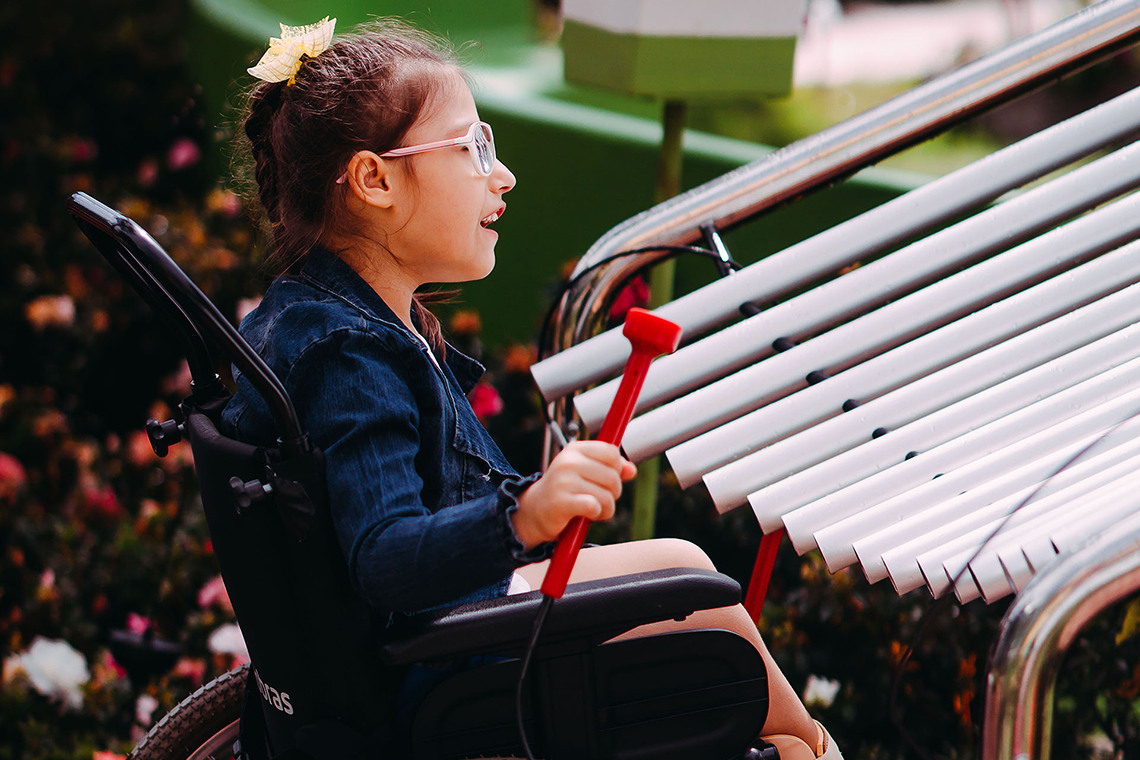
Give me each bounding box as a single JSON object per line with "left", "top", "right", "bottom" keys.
{"left": 475, "top": 258, "right": 496, "bottom": 280}
{"left": 450, "top": 257, "right": 495, "bottom": 284}
{"left": 473, "top": 249, "right": 497, "bottom": 280}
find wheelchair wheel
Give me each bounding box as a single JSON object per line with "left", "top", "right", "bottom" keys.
{"left": 130, "top": 664, "right": 247, "bottom": 760}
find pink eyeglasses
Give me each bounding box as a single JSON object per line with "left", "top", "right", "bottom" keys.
{"left": 336, "top": 121, "right": 496, "bottom": 183}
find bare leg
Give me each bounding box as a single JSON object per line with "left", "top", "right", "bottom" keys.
{"left": 515, "top": 539, "right": 817, "bottom": 744}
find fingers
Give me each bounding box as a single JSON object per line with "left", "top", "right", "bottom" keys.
{"left": 569, "top": 440, "right": 625, "bottom": 466}
{"left": 544, "top": 465, "right": 618, "bottom": 520}
{"left": 517, "top": 442, "right": 636, "bottom": 543}
{"left": 559, "top": 441, "right": 635, "bottom": 482}
{"left": 571, "top": 487, "right": 616, "bottom": 522}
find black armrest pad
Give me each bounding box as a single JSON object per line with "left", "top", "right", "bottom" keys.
{"left": 380, "top": 568, "right": 740, "bottom": 665}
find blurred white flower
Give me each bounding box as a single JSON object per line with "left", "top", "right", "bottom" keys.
{"left": 207, "top": 623, "right": 250, "bottom": 664}
{"left": 803, "top": 674, "right": 841, "bottom": 709}
{"left": 135, "top": 693, "right": 159, "bottom": 726}
{"left": 16, "top": 636, "right": 90, "bottom": 710}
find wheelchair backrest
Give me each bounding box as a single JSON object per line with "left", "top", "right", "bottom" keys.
{"left": 67, "top": 193, "right": 400, "bottom": 757}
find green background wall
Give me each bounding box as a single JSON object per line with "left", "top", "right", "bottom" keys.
{"left": 188, "top": 0, "right": 923, "bottom": 346}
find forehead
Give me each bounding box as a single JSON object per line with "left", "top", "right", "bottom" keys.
{"left": 405, "top": 69, "right": 478, "bottom": 141}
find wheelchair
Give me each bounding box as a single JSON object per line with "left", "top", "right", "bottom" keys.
{"left": 67, "top": 192, "right": 775, "bottom": 760}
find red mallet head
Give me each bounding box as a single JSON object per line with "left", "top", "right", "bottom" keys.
{"left": 621, "top": 307, "right": 683, "bottom": 357}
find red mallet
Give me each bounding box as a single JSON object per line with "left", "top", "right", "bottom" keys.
{"left": 540, "top": 307, "right": 683, "bottom": 598}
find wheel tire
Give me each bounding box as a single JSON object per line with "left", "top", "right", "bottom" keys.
{"left": 130, "top": 664, "right": 248, "bottom": 760}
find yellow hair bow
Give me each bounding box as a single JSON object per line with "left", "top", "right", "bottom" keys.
{"left": 247, "top": 17, "right": 337, "bottom": 86}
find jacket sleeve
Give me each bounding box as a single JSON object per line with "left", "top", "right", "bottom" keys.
{"left": 286, "top": 326, "right": 546, "bottom": 615}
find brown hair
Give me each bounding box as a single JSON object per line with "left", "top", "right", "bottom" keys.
{"left": 238, "top": 19, "right": 460, "bottom": 351}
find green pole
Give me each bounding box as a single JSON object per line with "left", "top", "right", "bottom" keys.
{"left": 630, "top": 99, "right": 687, "bottom": 542}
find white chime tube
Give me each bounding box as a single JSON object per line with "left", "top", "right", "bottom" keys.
{"left": 530, "top": 87, "right": 1140, "bottom": 403}
{"left": 574, "top": 143, "right": 1140, "bottom": 441}
{"left": 719, "top": 273, "right": 1140, "bottom": 523}
{"left": 667, "top": 234, "right": 1140, "bottom": 488}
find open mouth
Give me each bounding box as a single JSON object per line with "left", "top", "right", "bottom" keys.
{"left": 480, "top": 207, "right": 504, "bottom": 228}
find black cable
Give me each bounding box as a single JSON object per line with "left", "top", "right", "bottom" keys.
{"left": 516, "top": 595, "right": 555, "bottom": 760}
{"left": 536, "top": 244, "right": 742, "bottom": 430}
{"left": 536, "top": 244, "right": 740, "bottom": 364}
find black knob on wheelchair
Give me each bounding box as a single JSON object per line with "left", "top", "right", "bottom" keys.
{"left": 742, "top": 742, "right": 780, "bottom": 760}
{"left": 229, "top": 477, "right": 274, "bottom": 515}
{"left": 145, "top": 418, "right": 183, "bottom": 457}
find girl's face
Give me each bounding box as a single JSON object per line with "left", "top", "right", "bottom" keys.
{"left": 384, "top": 72, "right": 516, "bottom": 286}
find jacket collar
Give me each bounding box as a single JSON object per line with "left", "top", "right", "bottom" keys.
{"left": 300, "top": 247, "right": 486, "bottom": 394}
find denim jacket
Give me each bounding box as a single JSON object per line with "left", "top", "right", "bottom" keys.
{"left": 221, "top": 247, "right": 547, "bottom": 623}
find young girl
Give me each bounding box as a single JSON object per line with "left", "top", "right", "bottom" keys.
{"left": 224, "top": 17, "right": 840, "bottom": 760}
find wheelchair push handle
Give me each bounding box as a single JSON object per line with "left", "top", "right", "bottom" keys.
{"left": 540, "top": 308, "right": 683, "bottom": 599}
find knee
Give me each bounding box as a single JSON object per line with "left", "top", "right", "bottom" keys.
{"left": 653, "top": 538, "right": 717, "bottom": 572}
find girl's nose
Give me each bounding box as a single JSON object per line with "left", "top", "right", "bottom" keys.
{"left": 492, "top": 159, "right": 516, "bottom": 194}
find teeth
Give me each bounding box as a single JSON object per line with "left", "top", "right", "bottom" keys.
{"left": 481, "top": 211, "right": 500, "bottom": 227}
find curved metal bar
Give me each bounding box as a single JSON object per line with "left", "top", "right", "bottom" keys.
{"left": 546, "top": 0, "right": 1140, "bottom": 363}
{"left": 981, "top": 507, "right": 1140, "bottom": 760}
{"left": 67, "top": 192, "right": 308, "bottom": 454}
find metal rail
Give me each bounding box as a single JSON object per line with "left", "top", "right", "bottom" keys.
{"left": 982, "top": 508, "right": 1140, "bottom": 760}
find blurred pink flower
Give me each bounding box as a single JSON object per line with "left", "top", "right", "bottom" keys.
{"left": 63, "top": 136, "right": 98, "bottom": 163}
{"left": 197, "top": 575, "right": 233, "bottom": 613}
{"left": 166, "top": 138, "right": 201, "bottom": 171}
{"left": 126, "top": 430, "right": 157, "bottom": 468}
{"left": 126, "top": 613, "right": 151, "bottom": 636}
{"left": 469, "top": 383, "right": 503, "bottom": 422}
{"left": 93, "top": 752, "right": 126, "bottom": 760}
{"left": 0, "top": 451, "right": 26, "bottom": 502}
{"left": 609, "top": 276, "right": 650, "bottom": 322}
{"left": 137, "top": 157, "right": 160, "bottom": 188}
{"left": 172, "top": 657, "right": 206, "bottom": 687}
{"left": 24, "top": 294, "right": 76, "bottom": 331}
{"left": 206, "top": 187, "right": 242, "bottom": 218}
{"left": 97, "top": 650, "right": 126, "bottom": 682}
{"left": 35, "top": 567, "right": 59, "bottom": 603}
{"left": 81, "top": 483, "right": 124, "bottom": 521}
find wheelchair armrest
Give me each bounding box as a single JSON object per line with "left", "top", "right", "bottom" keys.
{"left": 379, "top": 567, "right": 740, "bottom": 665}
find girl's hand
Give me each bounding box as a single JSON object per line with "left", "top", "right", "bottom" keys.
{"left": 513, "top": 441, "right": 637, "bottom": 549}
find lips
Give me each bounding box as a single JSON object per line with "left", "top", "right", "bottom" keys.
{"left": 480, "top": 205, "right": 505, "bottom": 228}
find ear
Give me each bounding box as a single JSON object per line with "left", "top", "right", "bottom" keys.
{"left": 343, "top": 151, "right": 398, "bottom": 208}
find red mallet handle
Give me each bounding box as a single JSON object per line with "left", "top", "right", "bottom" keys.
{"left": 540, "top": 308, "right": 683, "bottom": 598}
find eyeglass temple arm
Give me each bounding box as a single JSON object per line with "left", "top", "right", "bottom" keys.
{"left": 380, "top": 122, "right": 485, "bottom": 157}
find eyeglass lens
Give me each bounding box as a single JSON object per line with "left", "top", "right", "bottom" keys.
{"left": 474, "top": 124, "right": 494, "bottom": 175}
